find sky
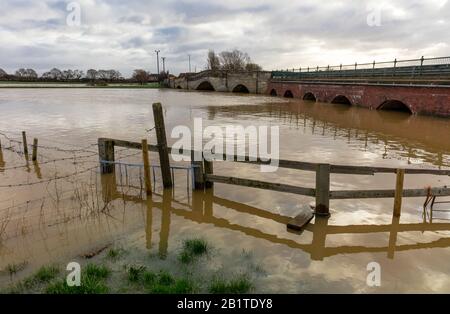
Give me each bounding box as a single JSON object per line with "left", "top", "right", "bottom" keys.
{"left": 0, "top": 0, "right": 449, "bottom": 77}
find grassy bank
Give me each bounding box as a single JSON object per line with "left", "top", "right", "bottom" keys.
{"left": 1, "top": 238, "right": 263, "bottom": 294}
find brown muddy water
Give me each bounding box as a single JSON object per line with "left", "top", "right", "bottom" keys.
{"left": 0, "top": 88, "right": 449, "bottom": 292}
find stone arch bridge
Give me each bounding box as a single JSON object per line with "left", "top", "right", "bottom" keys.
{"left": 170, "top": 70, "right": 272, "bottom": 94}
{"left": 170, "top": 58, "right": 450, "bottom": 117}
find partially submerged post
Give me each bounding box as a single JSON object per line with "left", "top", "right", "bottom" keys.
{"left": 204, "top": 158, "right": 214, "bottom": 189}
{"left": 98, "top": 138, "right": 115, "bottom": 174}
{"left": 141, "top": 139, "right": 152, "bottom": 196}
{"left": 152, "top": 102, "right": 172, "bottom": 188}
{"left": 32, "top": 138, "right": 38, "bottom": 161}
{"left": 315, "top": 163, "right": 331, "bottom": 216}
{"left": 393, "top": 169, "right": 405, "bottom": 217}
{"left": 191, "top": 151, "right": 205, "bottom": 190}
{"left": 22, "top": 131, "right": 28, "bottom": 157}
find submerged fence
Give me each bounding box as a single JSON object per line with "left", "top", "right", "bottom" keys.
{"left": 98, "top": 103, "right": 450, "bottom": 218}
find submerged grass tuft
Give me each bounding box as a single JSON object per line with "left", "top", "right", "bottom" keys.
{"left": 45, "top": 263, "right": 110, "bottom": 294}
{"left": 46, "top": 277, "right": 109, "bottom": 294}
{"left": 150, "top": 277, "right": 195, "bottom": 294}
{"left": 178, "top": 238, "right": 209, "bottom": 264}
{"left": 107, "top": 248, "right": 125, "bottom": 260}
{"left": 34, "top": 265, "right": 60, "bottom": 283}
{"left": 85, "top": 264, "right": 110, "bottom": 280}
{"left": 124, "top": 267, "right": 195, "bottom": 294}
{"left": 4, "top": 262, "right": 27, "bottom": 277}
{"left": 127, "top": 265, "right": 146, "bottom": 282}
{"left": 209, "top": 275, "right": 253, "bottom": 294}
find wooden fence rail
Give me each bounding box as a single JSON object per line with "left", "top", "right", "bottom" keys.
{"left": 98, "top": 102, "right": 450, "bottom": 217}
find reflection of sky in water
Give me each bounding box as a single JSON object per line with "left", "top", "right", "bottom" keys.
{"left": 0, "top": 89, "right": 450, "bottom": 292}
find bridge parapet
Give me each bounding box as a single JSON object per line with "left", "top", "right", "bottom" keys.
{"left": 273, "top": 56, "right": 450, "bottom": 85}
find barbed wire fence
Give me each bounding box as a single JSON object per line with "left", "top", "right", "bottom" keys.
{"left": 0, "top": 129, "right": 194, "bottom": 244}
{"left": 0, "top": 130, "right": 146, "bottom": 241}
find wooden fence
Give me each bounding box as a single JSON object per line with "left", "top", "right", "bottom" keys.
{"left": 98, "top": 103, "right": 450, "bottom": 218}
{"left": 98, "top": 176, "right": 450, "bottom": 261}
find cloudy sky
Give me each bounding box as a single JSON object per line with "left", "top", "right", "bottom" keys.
{"left": 0, "top": 0, "right": 449, "bottom": 76}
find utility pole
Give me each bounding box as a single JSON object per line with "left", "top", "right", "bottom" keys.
{"left": 162, "top": 57, "right": 166, "bottom": 74}
{"left": 188, "top": 54, "right": 191, "bottom": 73}
{"left": 155, "top": 50, "right": 160, "bottom": 75}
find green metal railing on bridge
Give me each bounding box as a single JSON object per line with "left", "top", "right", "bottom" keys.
{"left": 272, "top": 56, "right": 450, "bottom": 82}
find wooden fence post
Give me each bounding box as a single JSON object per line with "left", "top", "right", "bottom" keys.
{"left": 152, "top": 102, "right": 172, "bottom": 188}
{"left": 393, "top": 169, "right": 405, "bottom": 217}
{"left": 98, "top": 138, "right": 115, "bottom": 174}
{"left": 32, "top": 138, "right": 38, "bottom": 161}
{"left": 204, "top": 158, "right": 214, "bottom": 189}
{"left": 191, "top": 150, "right": 205, "bottom": 190}
{"left": 141, "top": 139, "right": 152, "bottom": 196}
{"left": 315, "top": 163, "right": 330, "bottom": 216}
{"left": 22, "top": 131, "right": 28, "bottom": 157}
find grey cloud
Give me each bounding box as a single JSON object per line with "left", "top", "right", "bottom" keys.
{"left": 0, "top": 0, "right": 448, "bottom": 76}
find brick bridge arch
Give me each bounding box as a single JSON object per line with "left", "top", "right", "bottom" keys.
{"left": 265, "top": 83, "right": 440, "bottom": 115}
{"left": 303, "top": 92, "right": 317, "bottom": 101}
{"left": 377, "top": 100, "right": 412, "bottom": 113}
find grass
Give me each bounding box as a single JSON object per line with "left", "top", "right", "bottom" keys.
{"left": 23, "top": 265, "right": 60, "bottom": 288}
{"left": 85, "top": 264, "right": 110, "bottom": 280}
{"left": 45, "top": 263, "right": 110, "bottom": 294}
{"left": 4, "top": 262, "right": 27, "bottom": 277}
{"left": 179, "top": 238, "right": 209, "bottom": 264}
{"left": 107, "top": 248, "right": 125, "bottom": 260}
{"left": 148, "top": 271, "right": 195, "bottom": 294}
{"left": 46, "top": 276, "right": 109, "bottom": 294}
{"left": 127, "top": 265, "right": 146, "bottom": 282}
{"left": 209, "top": 275, "right": 253, "bottom": 294}
{"left": 150, "top": 277, "right": 195, "bottom": 294}
{"left": 3, "top": 238, "right": 257, "bottom": 294}
{"left": 126, "top": 266, "right": 196, "bottom": 294}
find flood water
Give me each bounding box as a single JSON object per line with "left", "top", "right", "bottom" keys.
{"left": 0, "top": 88, "right": 450, "bottom": 292}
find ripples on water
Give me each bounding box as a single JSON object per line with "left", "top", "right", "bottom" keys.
{"left": 0, "top": 88, "right": 449, "bottom": 292}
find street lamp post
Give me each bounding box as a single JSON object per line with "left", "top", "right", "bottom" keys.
{"left": 162, "top": 57, "right": 166, "bottom": 74}
{"left": 155, "top": 50, "right": 160, "bottom": 75}
{"left": 188, "top": 54, "right": 191, "bottom": 73}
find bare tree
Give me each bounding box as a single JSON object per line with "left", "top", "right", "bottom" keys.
{"left": 86, "top": 69, "right": 98, "bottom": 82}
{"left": 72, "top": 69, "right": 85, "bottom": 80}
{"left": 132, "top": 69, "right": 151, "bottom": 85}
{"left": 62, "top": 69, "right": 75, "bottom": 81}
{"left": 245, "top": 63, "right": 262, "bottom": 71}
{"left": 96, "top": 70, "right": 109, "bottom": 81}
{"left": 0, "top": 69, "right": 7, "bottom": 79}
{"left": 207, "top": 50, "right": 221, "bottom": 71}
{"left": 15, "top": 68, "right": 38, "bottom": 80}
{"left": 42, "top": 68, "right": 63, "bottom": 80}
{"left": 107, "top": 70, "right": 122, "bottom": 81}
{"left": 220, "top": 49, "right": 250, "bottom": 72}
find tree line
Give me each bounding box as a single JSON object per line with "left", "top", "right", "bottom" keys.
{"left": 0, "top": 67, "right": 169, "bottom": 84}
{"left": 206, "top": 49, "right": 262, "bottom": 72}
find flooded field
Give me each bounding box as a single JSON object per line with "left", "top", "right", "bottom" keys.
{"left": 0, "top": 88, "right": 450, "bottom": 293}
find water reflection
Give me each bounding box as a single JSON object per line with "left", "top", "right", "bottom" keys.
{"left": 0, "top": 146, "right": 4, "bottom": 171}
{"left": 33, "top": 160, "right": 42, "bottom": 179}
{"left": 101, "top": 171, "right": 450, "bottom": 262}
{"left": 206, "top": 101, "right": 450, "bottom": 168}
